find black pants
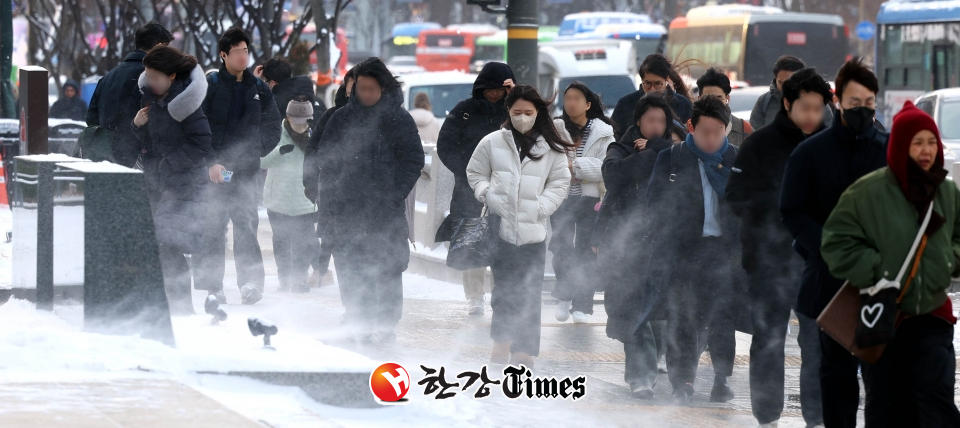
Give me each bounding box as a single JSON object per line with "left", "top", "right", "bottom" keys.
{"left": 491, "top": 238, "right": 546, "bottom": 356}
{"left": 862, "top": 315, "right": 960, "bottom": 428}
{"left": 624, "top": 320, "right": 659, "bottom": 389}
{"left": 267, "top": 210, "right": 316, "bottom": 288}
{"left": 194, "top": 174, "right": 265, "bottom": 292}
{"left": 748, "top": 262, "right": 823, "bottom": 426}
{"left": 550, "top": 195, "right": 600, "bottom": 314}
{"left": 157, "top": 243, "right": 193, "bottom": 315}
{"left": 664, "top": 237, "right": 736, "bottom": 389}
{"left": 820, "top": 330, "right": 863, "bottom": 428}
{"left": 334, "top": 244, "right": 404, "bottom": 335}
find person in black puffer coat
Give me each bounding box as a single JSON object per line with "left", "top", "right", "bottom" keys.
{"left": 318, "top": 58, "right": 424, "bottom": 342}
{"left": 49, "top": 80, "right": 88, "bottom": 121}
{"left": 87, "top": 21, "right": 174, "bottom": 167}
{"left": 436, "top": 61, "right": 515, "bottom": 315}
{"left": 133, "top": 46, "right": 212, "bottom": 315}
{"left": 596, "top": 92, "right": 675, "bottom": 400}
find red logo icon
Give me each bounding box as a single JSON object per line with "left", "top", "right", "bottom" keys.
{"left": 370, "top": 363, "right": 410, "bottom": 402}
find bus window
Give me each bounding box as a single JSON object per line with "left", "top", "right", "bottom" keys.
{"left": 934, "top": 46, "right": 954, "bottom": 89}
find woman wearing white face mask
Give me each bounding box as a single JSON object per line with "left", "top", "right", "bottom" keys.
{"left": 467, "top": 85, "right": 574, "bottom": 369}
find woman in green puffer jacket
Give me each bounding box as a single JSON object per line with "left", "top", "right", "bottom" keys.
{"left": 821, "top": 100, "right": 960, "bottom": 427}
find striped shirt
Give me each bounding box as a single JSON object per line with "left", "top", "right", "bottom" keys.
{"left": 568, "top": 119, "right": 593, "bottom": 196}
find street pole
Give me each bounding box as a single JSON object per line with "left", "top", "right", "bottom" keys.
{"left": 506, "top": 0, "right": 538, "bottom": 87}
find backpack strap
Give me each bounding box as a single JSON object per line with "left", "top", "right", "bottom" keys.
{"left": 668, "top": 143, "right": 681, "bottom": 182}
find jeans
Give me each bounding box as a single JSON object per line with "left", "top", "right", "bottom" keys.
{"left": 550, "top": 196, "right": 600, "bottom": 314}
{"left": 194, "top": 174, "right": 265, "bottom": 292}
{"left": 490, "top": 238, "right": 546, "bottom": 356}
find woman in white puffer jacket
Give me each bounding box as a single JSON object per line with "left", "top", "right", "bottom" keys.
{"left": 550, "top": 81, "right": 617, "bottom": 324}
{"left": 467, "top": 85, "right": 572, "bottom": 369}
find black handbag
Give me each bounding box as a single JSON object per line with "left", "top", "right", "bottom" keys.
{"left": 77, "top": 125, "right": 117, "bottom": 162}
{"left": 445, "top": 206, "right": 501, "bottom": 271}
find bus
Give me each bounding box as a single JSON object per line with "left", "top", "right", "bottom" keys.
{"left": 576, "top": 22, "right": 667, "bottom": 61}
{"left": 876, "top": 0, "right": 960, "bottom": 126}
{"left": 416, "top": 25, "right": 498, "bottom": 72}
{"left": 385, "top": 22, "right": 441, "bottom": 60}
{"left": 472, "top": 27, "right": 559, "bottom": 72}
{"left": 668, "top": 5, "right": 848, "bottom": 86}
{"left": 557, "top": 12, "right": 651, "bottom": 39}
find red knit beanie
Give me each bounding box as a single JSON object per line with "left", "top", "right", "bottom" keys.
{"left": 888, "top": 100, "right": 944, "bottom": 192}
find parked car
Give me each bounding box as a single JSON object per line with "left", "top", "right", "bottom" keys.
{"left": 915, "top": 88, "right": 960, "bottom": 177}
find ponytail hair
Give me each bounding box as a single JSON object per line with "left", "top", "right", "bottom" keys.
{"left": 503, "top": 84, "right": 573, "bottom": 160}
{"left": 143, "top": 46, "right": 198, "bottom": 79}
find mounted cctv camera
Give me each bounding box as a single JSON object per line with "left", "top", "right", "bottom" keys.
{"left": 205, "top": 295, "right": 228, "bottom": 325}
{"left": 248, "top": 317, "right": 278, "bottom": 349}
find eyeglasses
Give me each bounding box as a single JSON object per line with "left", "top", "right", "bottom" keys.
{"left": 641, "top": 80, "right": 665, "bottom": 90}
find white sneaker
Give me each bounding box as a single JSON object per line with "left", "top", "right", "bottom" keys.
{"left": 467, "top": 297, "right": 484, "bottom": 316}
{"left": 555, "top": 300, "right": 571, "bottom": 321}
{"left": 571, "top": 311, "right": 588, "bottom": 323}
{"left": 758, "top": 421, "right": 779, "bottom": 428}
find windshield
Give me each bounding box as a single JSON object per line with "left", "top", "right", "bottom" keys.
{"left": 555, "top": 75, "right": 637, "bottom": 115}
{"left": 728, "top": 90, "right": 764, "bottom": 113}
{"left": 408, "top": 83, "right": 475, "bottom": 118}
{"left": 940, "top": 101, "right": 960, "bottom": 140}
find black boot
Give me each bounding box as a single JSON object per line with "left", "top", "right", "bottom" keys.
{"left": 710, "top": 375, "right": 734, "bottom": 402}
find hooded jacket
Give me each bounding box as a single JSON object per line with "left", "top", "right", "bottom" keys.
{"left": 202, "top": 67, "right": 282, "bottom": 175}
{"left": 437, "top": 62, "right": 515, "bottom": 221}
{"left": 780, "top": 112, "right": 888, "bottom": 318}
{"left": 750, "top": 78, "right": 833, "bottom": 131}
{"left": 134, "top": 65, "right": 212, "bottom": 253}
{"left": 271, "top": 75, "right": 326, "bottom": 124}
{"left": 317, "top": 86, "right": 424, "bottom": 271}
{"left": 49, "top": 80, "right": 88, "bottom": 122}
{"left": 553, "top": 118, "right": 616, "bottom": 198}
{"left": 466, "top": 128, "right": 571, "bottom": 246}
{"left": 86, "top": 50, "right": 147, "bottom": 167}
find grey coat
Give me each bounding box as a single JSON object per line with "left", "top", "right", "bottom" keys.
{"left": 749, "top": 79, "right": 834, "bottom": 131}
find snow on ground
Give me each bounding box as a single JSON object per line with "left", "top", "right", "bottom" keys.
{"left": 0, "top": 207, "right": 10, "bottom": 289}
{"left": 0, "top": 298, "right": 376, "bottom": 377}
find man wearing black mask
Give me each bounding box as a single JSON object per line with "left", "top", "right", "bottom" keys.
{"left": 780, "top": 58, "right": 888, "bottom": 428}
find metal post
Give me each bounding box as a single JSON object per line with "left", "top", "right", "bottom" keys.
{"left": 19, "top": 66, "right": 48, "bottom": 155}
{"left": 506, "top": 0, "right": 539, "bottom": 86}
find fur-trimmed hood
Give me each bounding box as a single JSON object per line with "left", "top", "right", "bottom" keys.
{"left": 138, "top": 65, "right": 207, "bottom": 122}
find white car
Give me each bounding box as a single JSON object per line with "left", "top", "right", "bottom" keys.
{"left": 914, "top": 89, "right": 960, "bottom": 177}
{"left": 728, "top": 86, "right": 768, "bottom": 122}
{"left": 397, "top": 71, "right": 478, "bottom": 125}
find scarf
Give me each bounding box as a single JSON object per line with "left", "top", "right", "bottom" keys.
{"left": 684, "top": 133, "right": 730, "bottom": 197}
{"left": 904, "top": 158, "right": 947, "bottom": 236}
{"left": 284, "top": 120, "right": 311, "bottom": 151}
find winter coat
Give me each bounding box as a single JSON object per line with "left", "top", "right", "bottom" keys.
{"left": 611, "top": 86, "right": 693, "bottom": 141}
{"left": 466, "top": 128, "right": 571, "bottom": 246}
{"left": 437, "top": 62, "right": 515, "bottom": 221}
{"left": 727, "top": 110, "right": 824, "bottom": 274}
{"left": 261, "top": 120, "right": 318, "bottom": 217}
{"left": 726, "top": 116, "right": 752, "bottom": 148}
{"left": 303, "top": 83, "right": 348, "bottom": 205}
{"left": 553, "top": 118, "right": 616, "bottom": 198}
{"left": 202, "top": 67, "right": 282, "bottom": 176}
{"left": 750, "top": 79, "right": 833, "bottom": 131}
{"left": 49, "top": 80, "right": 87, "bottom": 122}
{"left": 317, "top": 86, "right": 424, "bottom": 271}
{"left": 599, "top": 125, "right": 674, "bottom": 342}
{"left": 271, "top": 75, "right": 326, "bottom": 124}
{"left": 822, "top": 168, "right": 960, "bottom": 316}
{"left": 779, "top": 113, "right": 888, "bottom": 318}
{"left": 410, "top": 108, "right": 440, "bottom": 144}
{"left": 86, "top": 51, "right": 147, "bottom": 167}
{"left": 134, "top": 65, "right": 212, "bottom": 253}
{"left": 636, "top": 142, "right": 741, "bottom": 326}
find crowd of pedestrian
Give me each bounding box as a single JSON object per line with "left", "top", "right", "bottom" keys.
{"left": 81, "top": 19, "right": 960, "bottom": 428}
